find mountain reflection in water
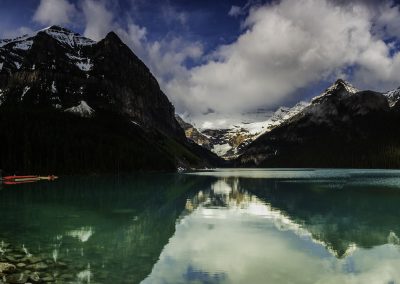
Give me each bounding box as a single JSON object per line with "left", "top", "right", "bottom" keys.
{"left": 0, "top": 169, "right": 400, "bottom": 283}
{"left": 144, "top": 169, "right": 400, "bottom": 284}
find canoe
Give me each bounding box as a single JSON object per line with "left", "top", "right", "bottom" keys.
{"left": 2, "top": 176, "right": 40, "bottom": 182}
{"left": 3, "top": 175, "right": 38, "bottom": 180}
{"left": 1, "top": 175, "right": 58, "bottom": 184}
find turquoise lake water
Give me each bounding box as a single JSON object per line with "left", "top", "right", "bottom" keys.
{"left": 1, "top": 169, "right": 400, "bottom": 283}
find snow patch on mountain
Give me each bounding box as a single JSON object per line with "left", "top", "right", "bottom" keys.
{"left": 0, "top": 34, "right": 31, "bottom": 48}
{"left": 65, "top": 53, "right": 94, "bottom": 72}
{"left": 76, "top": 60, "right": 93, "bottom": 72}
{"left": 21, "top": 86, "right": 30, "bottom": 100}
{"left": 65, "top": 101, "right": 94, "bottom": 118}
{"left": 131, "top": 120, "right": 141, "bottom": 127}
{"left": 383, "top": 87, "right": 400, "bottom": 107}
{"left": 13, "top": 40, "right": 33, "bottom": 51}
{"left": 51, "top": 81, "right": 57, "bottom": 93}
{"left": 43, "top": 26, "right": 96, "bottom": 48}
{"left": 213, "top": 143, "right": 232, "bottom": 156}
{"left": 0, "top": 89, "right": 4, "bottom": 106}
{"left": 14, "top": 61, "right": 22, "bottom": 70}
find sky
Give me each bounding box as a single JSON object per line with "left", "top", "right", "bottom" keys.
{"left": 2, "top": 0, "right": 400, "bottom": 128}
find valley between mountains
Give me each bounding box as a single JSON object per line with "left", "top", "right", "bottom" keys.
{"left": 1, "top": 26, "right": 400, "bottom": 173}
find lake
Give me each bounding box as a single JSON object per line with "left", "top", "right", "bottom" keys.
{"left": 1, "top": 169, "right": 400, "bottom": 283}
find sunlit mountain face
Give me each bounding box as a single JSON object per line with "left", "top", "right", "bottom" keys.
{"left": 1, "top": 170, "right": 400, "bottom": 283}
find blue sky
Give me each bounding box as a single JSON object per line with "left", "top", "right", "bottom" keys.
{"left": 2, "top": 0, "right": 400, "bottom": 127}
{"left": 0, "top": 0, "right": 248, "bottom": 56}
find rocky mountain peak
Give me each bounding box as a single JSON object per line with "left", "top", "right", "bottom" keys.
{"left": 104, "top": 31, "right": 122, "bottom": 43}
{"left": 0, "top": 26, "right": 224, "bottom": 173}
{"left": 312, "top": 79, "right": 359, "bottom": 104}
{"left": 0, "top": 25, "right": 184, "bottom": 138}
{"left": 328, "top": 79, "right": 359, "bottom": 94}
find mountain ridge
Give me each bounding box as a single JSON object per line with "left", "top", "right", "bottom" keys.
{"left": 234, "top": 79, "right": 400, "bottom": 168}
{"left": 0, "top": 25, "right": 222, "bottom": 174}
{"left": 176, "top": 78, "right": 400, "bottom": 169}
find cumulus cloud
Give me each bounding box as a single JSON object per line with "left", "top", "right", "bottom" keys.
{"left": 82, "top": 0, "right": 115, "bottom": 41}
{"left": 116, "top": 24, "right": 204, "bottom": 89}
{"left": 33, "top": 0, "right": 77, "bottom": 26}
{"left": 372, "top": 1, "right": 400, "bottom": 39}
{"left": 164, "top": 0, "right": 400, "bottom": 124}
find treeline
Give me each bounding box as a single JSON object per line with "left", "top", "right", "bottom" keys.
{"left": 0, "top": 106, "right": 182, "bottom": 174}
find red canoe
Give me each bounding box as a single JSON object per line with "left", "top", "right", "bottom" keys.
{"left": 1, "top": 175, "right": 58, "bottom": 184}
{"left": 2, "top": 176, "right": 40, "bottom": 182}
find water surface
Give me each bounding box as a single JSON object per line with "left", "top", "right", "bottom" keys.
{"left": 1, "top": 169, "right": 400, "bottom": 283}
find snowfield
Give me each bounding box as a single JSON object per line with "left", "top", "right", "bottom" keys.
{"left": 65, "top": 101, "right": 95, "bottom": 118}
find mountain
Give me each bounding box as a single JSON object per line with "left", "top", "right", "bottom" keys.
{"left": 236, "top": 79, "right": 400, "bottom": 168}
{"left": 0, "top": 26, "right": 222, "bottom": 174}
{"left": 177, "top": 102, "right": 308, "bottom": 159}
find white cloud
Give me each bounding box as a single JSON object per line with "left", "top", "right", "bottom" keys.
{"left": 82, "top": 0, "right": 115, "bottom": 41}
{"left": 116, "top": 23, "right": 204, "bottom": 98}
{"left": 33, "top": 0, "right": 77, "bottom": 26}
{"left": 164, "top": 0, "right": 400, "bottom": 123}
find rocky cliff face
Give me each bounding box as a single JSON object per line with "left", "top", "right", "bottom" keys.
{"left": 0, "top": 26, "right": 183, "bottom": 138}
{"left": 175, "top": 115, "right": 211, "bottom": 149}
{"left": 0, "top": 26, "right": 221, "bottom": 173}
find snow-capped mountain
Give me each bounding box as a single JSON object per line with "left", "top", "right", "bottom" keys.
{"left": 383, "top": 87, "right": 400, "bottom": 107}
{"left": 179, "top": 102, "right": 309, "bottom": 159}
{"left": 311, "top": 79, "right": 359, "bottom": 104}
{"left": 0, "top": 25, "right": 222, "bottom": 173}
{"left": 181, "top": 78, "right": 400, "bottom": 164}
{"left": 0, "top": 26, "right": 95, "bottom": 74}
{"left": 236, "top": 79, "right": 400, "bottom": 168}
{"left": 0, "top": 25, "right": 184, "bottom": 136}
{"left": 181, "top": 79, "right": 364, "bottom": 160}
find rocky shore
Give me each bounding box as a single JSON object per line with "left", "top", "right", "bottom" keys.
{"left": 0, "top": 241, "right": 86, "bottom": 284}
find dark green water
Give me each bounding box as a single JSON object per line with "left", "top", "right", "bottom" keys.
{"left": 1, "top": 169, "right": 400, "bottom": 283}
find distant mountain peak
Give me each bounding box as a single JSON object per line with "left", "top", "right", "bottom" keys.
{"left": 384, "top": 86, "right": 400, "bottom": 107}
{"left": 0, "top": 25, "right": 96, "bottom": 52}
{"left": 312, "top": 79, "right": 359, "bottom": 103}
{"left": 334, "top": 78, "right": 350, "bottom": 85}
{"left": 329, "top": 79, "right": 359, "bottom": 94}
